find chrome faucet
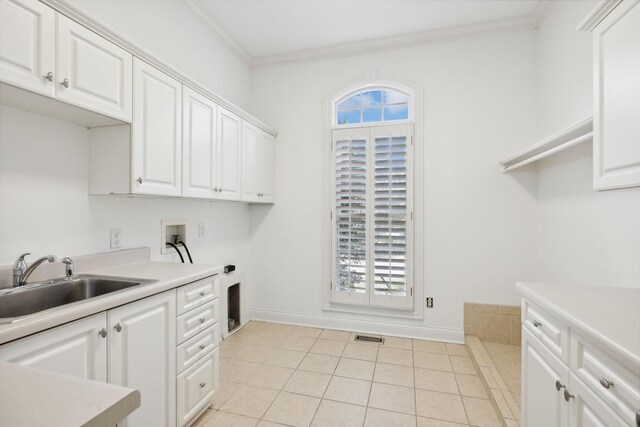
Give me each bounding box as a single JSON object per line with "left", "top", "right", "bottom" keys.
{"left": 13, "top": 253, "right": 57, "bottom": 287}
{"left": 61, "top": 257, "right": 74, "bottom": 280}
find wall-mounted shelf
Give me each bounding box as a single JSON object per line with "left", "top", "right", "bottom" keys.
{"left": 500, "top": 117, "right": 593, "bottom": 172}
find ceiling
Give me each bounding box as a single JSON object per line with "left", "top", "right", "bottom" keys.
{"left": 179, "top": 0, "right": 553, "bottom": 68}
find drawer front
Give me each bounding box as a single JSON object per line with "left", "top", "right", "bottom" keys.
{"left": 177, "top": 323, "right": 220, "bottom": 374}
{"left": 177, "top": 300, "right": 218, "bottom": 345}
{"left": 522, "top": 298, "right": 569, "bottom": 363}
{"left": 177, "top": 276, "right": 219, "bottom": 316}
{"left": 177, "top": 347, "right": 218, "bottom": 427}
{"left": 571, "top": 333, "right": 640, "bottom": 425}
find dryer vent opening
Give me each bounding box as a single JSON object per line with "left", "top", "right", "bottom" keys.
{"left": 227, "top": 283, "right": 241, "bottom": 333}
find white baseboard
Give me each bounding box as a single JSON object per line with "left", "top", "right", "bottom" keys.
{"left": 247, "top": 308, "right": 464, "bottom": 344}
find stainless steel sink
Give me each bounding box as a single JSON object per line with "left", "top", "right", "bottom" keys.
{"left": 0, "top": 274, "right": 157, "bottom": 323}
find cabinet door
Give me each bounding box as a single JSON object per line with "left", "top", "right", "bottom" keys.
{"left": 176, "top": 347, "right": 219, "bottom": 426}
{"left": 568, "top": 373, "right": 627, "bottom": 427}
{"left": 108, "top": 290, "right": 176, "bottom": 427}
{"left": 132, "top": 59, "right": 182, "bottom": 196}
{"left": 0, "top": 313, "right": 107, "bottom": 381}
{"left": 217, "top": 107, "right": 242, "bottom": 200}
{"left": 56, "top": 15, "right": 132, "bottom": 122}
{"left": 0, "top": 0, "right": 55, "bottom": 97}
{"left": 521, "top": 327, "right": 569, "bottom": 427}
{"left": 593, "top": 0, "right": 640, "bottom": 190}
{"left": 242, "top": 121, "right": 275, "bottom": 203}
{"left": 182, "top": 86, "right": 217, "bottom": 199}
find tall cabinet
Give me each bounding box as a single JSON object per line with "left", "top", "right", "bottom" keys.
{"left": 582, "top": 0, "right": 640, "bottom": 190}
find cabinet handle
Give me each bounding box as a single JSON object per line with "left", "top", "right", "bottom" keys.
{"left": 114, "top": 323, "right": 122, "bottom": 332}
{"left": 555, "top": 380, "right": 566, "bottom": 391}
{"left": 532, "top": 320, "right": 542, "bottom": 328}
{"left": 199, "top": 344, "right": 205, "bottom": 350}
{"left": 61, "top": 78, "right": 70, "bottom": 88}
{"left": 136, "top": 177, "right": 143, "bottom": 184}
{"left": 563, "top": 390, "right": 574, "bottom": 401}
{"left": 99, "top": 328, "right": 107, "bottom": 338}
{"left": 199, "top": 291, "right": 206, "bottom": 296}
{"left": 599, "top": 377, "right": 613, "bottom": 389}
{"left": 199, "top": 317, "right": 205, "bottom": 324}
{"left": 199, "top": 382, "right": 206, "bottom": 388}
{"left": 44, "top": 72, "right": 54, "bottom": 82}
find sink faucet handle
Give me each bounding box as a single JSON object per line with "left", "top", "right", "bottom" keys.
{"left": 61, "top": 257, "right": 74, "bottom": 280}
{"left": 14, "top": 253, "right": 31, "bottom": 267}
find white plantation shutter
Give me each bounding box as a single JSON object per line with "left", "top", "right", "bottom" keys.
{"left": 331, "top": 124, "right": 413, "bottom": 309}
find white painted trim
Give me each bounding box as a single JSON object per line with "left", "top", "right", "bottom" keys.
{"left": 248, "top": 309, "right": 464, "bottom": 343}
{"left": 42, "top": 0, "right": 277, "bottom": 136}
{"left": 500, "top": 117, "right": 593, "bottom": 172}
{"left": 530, "top": 1, "right": 557, "bottom": 28}
{"left": 176, "top": 0, "right": 252, "bottom": 66}
{"left": 577, "top": 0, "right": 624, "bottom": 31}
{"left": 251, "top": 14, "right": 544, "bottom": 69}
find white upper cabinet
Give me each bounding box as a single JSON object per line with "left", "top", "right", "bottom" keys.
{"left": 182, "top": 86, "right": 217, "bottom": 199}
{"left": 217, "top": 107, "right": 242, "bottom": 200}
{"left": 132, "top": 59, "right": 182, "bottom": 196}
{"left": 242, "top": 121, "right": 275, "bottom": 203}
{"left": 56, "top": 15, "right": 132, "bottom": 122}
{"left": 592, "top": 0, "right": 640, "bottom": 190}
{"left": 0, "top": 0, "right": 55, "bottom": 97}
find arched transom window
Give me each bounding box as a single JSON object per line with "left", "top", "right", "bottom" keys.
{"left": 336, "top": 88, "right": 410, "bottom": 126}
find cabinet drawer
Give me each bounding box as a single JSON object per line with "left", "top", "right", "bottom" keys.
{"left": 571, "top": 333, "right": 640, "bottom": 425}
{"left": 177, "top": 276, "right": 218, "bottom": 316}
{"left": 177, "top": 323, "right": 219, "bottom": 374}
{"left": 177, "top": 300, "right": 218, "bottom": 345}
{"left": 522, "top": 298, "right": 569, "bottom": 363}
{"left": 177, "top": 347, "right": 218, "bottom": 427}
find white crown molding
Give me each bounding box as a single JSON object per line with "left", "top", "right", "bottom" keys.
{"left": 576, "top": 0, "right": 623, "bottom": 31}
{"left": 530, "top": 0, "right": 557, "bottom": 27}
{"left": 250, "top": 13, "right": 545, "bottom": 69}
{"left": 176, "top": 0, "right": 253, "bottom": 65}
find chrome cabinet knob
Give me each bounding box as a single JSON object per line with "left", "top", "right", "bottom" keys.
{"left": 199, "top": 291, "right": 206, "bottom": 296}
{"left": 136, "top": 177, "right": 143, "bottom": 184}
{"left": 599, "top": 377, "right": 613, "bottom": 389}
{"left": 555, "top": 380, "right": 565, "bottom": 391}
{"left": 199, "top": 382, "right": 206, "bottom": 388}
{"left": 199, "top": 344, "right": 205, "bottom": 350}
{"left": 532, "top": 320, "right": 542, "bottom": 328}
{"left": 44, "top": 72, "right": 54, "bottom": 82}
{"left": 114, "top": 323, "right": 122, "bottom": 332}
{"left": 61, "top": 78, "right": 70, "bottom": 88}
{"left": 199, "top": 317, "right": 205, "bottom": 324}
{"left": 563, "top": 389, "right": 574, "bottom": 401}
{"left": 99, "top": 328, "right": 107, "bottom": 338}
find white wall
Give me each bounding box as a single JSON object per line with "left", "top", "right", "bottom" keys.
{"left": 534, "top": 1, "right": 640, "bottom": 288}
{"left": 249, "top": 31, "right": 539, "bottom": 340}
{"left": 0, "top": 105, "right": 251, "bottom": 271}
{"left": 61, "top": 0, "right": 251, "bottom": 110}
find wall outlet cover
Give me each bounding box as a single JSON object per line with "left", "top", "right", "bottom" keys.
{"left": 110, "top": 228, "right": 121, "bottom": 249}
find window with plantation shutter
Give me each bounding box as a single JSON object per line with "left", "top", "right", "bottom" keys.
{"left": 331, "top": 122, "right": 413, "bottom": 309}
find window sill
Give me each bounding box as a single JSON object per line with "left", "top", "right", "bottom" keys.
{"left": 322, "top": 302, "right": 423, "bottom": 321}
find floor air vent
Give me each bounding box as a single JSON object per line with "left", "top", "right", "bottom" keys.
{"left": 354, "top": 335, "right": 384, "bottom": 344}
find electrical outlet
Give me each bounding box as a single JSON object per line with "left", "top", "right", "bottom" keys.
{"left": 198, "top": 222, "right": 205, "bottom": 238}
{"left": 110, "top": 228, "right": 121, "bottom": 249}
{"left": 426, "top": 297, "right": 434, "bottom": 308}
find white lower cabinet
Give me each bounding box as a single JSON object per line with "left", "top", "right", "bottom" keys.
{"left": 521, "top": 298, "right": 638, "bottom": 427}
{"left": 109, "top": 290, "right": 176, "bottom": 427}
{"left": 0, "top": 312, "right": 107, "bottom": 382}
{"left": 177, "top": 347, "right": 219, "bottom": 426}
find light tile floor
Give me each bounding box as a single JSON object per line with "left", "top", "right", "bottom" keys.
{"left": 193, "top": 321, "right": 501, "bottom": 427}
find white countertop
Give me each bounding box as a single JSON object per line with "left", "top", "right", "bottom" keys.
{"left": 0, "top": 361, "right": 140, "bottom": 427}
{"left": 517, "top": 282, "right": 640, "bottom": 372}
{"left": 0, "top": 260, "right": 221, "bottom": 345}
